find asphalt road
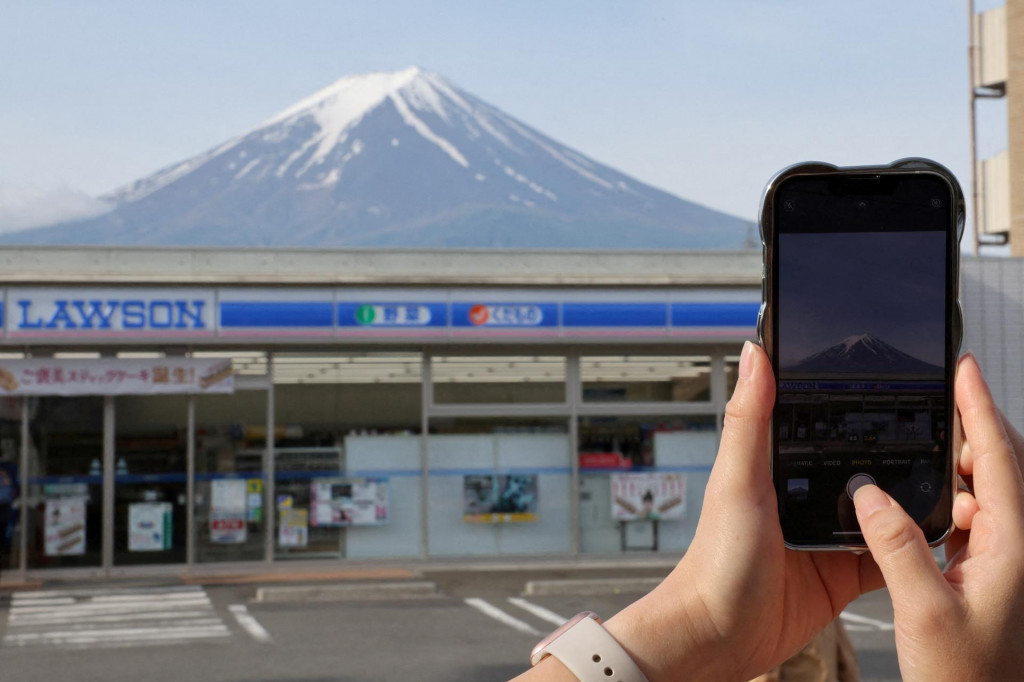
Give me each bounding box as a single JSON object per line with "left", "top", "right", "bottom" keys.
{"left": 0, "top": 567, "right": 899, "bottom": 682}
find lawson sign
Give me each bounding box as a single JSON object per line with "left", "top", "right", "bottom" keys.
{"left": 1, "top": 287, "right": 759, "bottom": 342}
{"left": 8, "top": 289, "right": 215, "bottom": 337}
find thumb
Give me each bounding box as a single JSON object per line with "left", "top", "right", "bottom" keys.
{"left": 710, "top": 340, "right": 775, "bottom": 495}
{"left": 854, "top": 484, "right": 951, "bottom": 609}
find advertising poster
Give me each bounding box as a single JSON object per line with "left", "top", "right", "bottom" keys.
{"left": 210, "top": 478, "right": 247, "bottom": 543}
{"left": 278, "top": 508, "right": 309, "bottom": 548}
{"left": 246, "top": 478, "right": 263, "bottom": 523}
{"left": 128, "top": 502, "right": 172, "bottom": 551}
{"left": 462, "top": 474, "right": 538, "bottom": 523}
{"left": 610, "top": 473, "right": 686, "bottom": 521}
{"left": 0, "top": 358, "right": 233, "bottom": 396}
{"left": 309, "top": 477, "right": 389, "bottom": 527}
{"left": 44, "top": 497, "right": 87, "bottom": 556}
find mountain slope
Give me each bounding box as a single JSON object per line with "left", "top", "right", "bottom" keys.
{"left": 4, "top": 67, "right": 754, "bottom": 249}
{"left": 783, "top": 333, "right": 944, "bottom": 375}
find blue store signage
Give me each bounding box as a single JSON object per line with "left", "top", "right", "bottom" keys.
{"left": 1, "top": 287, "right": 758, "bottom": 341}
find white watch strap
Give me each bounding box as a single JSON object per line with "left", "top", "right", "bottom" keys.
{"left": 539, "top": 616, "right": 649, "bottom": 682}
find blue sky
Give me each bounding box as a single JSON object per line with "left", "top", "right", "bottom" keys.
{"left": 0, "top": 1, "right": 1008, "bottom": 229}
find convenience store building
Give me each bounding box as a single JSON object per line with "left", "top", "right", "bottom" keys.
{"left": 0, "top": 246, "right": 760, "bottom": 580}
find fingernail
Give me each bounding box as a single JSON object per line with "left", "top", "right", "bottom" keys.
{"left": 853, "top": 484, "right": 891, "bottom": 518}
{"left": 958, "top": 351, "right": 975, "bottom": 369}
{"left": 738, "top": 340, "right": 755, "bottom": 380}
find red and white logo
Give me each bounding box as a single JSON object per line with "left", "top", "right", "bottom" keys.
{"left": 468, "top": 304, "right": 490, "bottom": 326}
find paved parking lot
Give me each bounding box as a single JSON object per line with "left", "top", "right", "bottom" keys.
{"left": 0, "top": 566, "right": 899, "bottom": 682}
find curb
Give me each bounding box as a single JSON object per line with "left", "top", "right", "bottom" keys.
{"left": 255, "top": 580, "right": 439, "bottom": 603}
{"left": 524, "top": 577, "right": 662, "bottom": 597}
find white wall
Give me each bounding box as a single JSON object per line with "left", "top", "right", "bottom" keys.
{"left": 344, "top": 435, "right": 421, "bottom": 559}
{"left": 426, "top": 434, "right": 571, "bottom": 557}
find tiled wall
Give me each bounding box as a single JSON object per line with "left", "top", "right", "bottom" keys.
{"left": 962, "top": 256, "right": 1024, "bottom": 429}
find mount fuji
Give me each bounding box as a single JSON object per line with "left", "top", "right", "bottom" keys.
{"left": 783, "top": 333, "right": 944, "bottom": 376}
{"left": 4, "top": 67, "right": 754, "bottom": 249}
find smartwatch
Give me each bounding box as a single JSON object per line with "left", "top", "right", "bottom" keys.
{"left": 529, "top": 611, "right": 649, "bottom": 682}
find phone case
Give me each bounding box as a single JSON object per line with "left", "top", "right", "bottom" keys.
{"left": 757, "top": 158, "right": 965, "bottom": 551}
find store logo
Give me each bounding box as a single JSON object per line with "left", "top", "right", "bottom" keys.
{"left": 17, "top": 299, "right": 207, "bottom": 330}
{"left": 355, "top": 304, "right": 432, "bottom": 326}
{"left": 468, "top": 304, "right": 543, "bottom": 326}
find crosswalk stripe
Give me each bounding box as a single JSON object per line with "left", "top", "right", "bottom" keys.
{"left": 10, "top": 609, "right": 215, "bottom": 626}
{"left": 2, "top": 585, "right": 237, "bottom": 650}
{"left": 14, "top": 586, "right": 202, "bottom": 599}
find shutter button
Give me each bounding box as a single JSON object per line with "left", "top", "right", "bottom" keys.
{"left": 846, "top": 473, "right": 877, "bottom": 499}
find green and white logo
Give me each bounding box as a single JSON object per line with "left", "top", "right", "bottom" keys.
{"left": 355, "top": 305, "right": 376, "bottom": 325}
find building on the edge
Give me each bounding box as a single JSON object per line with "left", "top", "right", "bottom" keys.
{"left": 0, "top": 246, "right": 1011, "bottom": 581}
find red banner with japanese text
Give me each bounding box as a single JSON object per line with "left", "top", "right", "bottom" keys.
{"left": 0, "top": 358, "right": 234, "bottom": 395}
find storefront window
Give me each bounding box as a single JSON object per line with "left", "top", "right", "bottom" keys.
{"left": 427, "top": 416, "right": 571, "bottom": 557}
{"left": 581, "top": 355, "right": 711, "bottom": 403}
{"left": 27, "top": 397, "right": 104, "bottom": 569}
{"left": 432, "top": 356, "right": 566, "bottom": 404}
{"left": 577, "top": 414, "right": 716, "bottom": 555}
{"left": 726, "top": 357, "right": 740, "bottom": 400}
{"left": 0, "top": 397, "right": 22, "bottom": 571}
{"left": 194, "top": 388, "right": 267, "bottom": 564}
{"left": 272, "top": 353, "right": 422, "bottom": 560}
{"left": 112, "top": 396, "right": 187, "bottom": 566}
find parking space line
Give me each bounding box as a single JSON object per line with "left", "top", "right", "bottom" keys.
{"left": 506, "top": 597, "right": 566, "bottom": 627}
{"left": 228, "top": 604, "right": 272, "bottom": 642}
{"left": 464, "top": 598, "right": 540, "bottom": 636}
{"left": 841, "top": 611, "right": 894, "bottom": 631}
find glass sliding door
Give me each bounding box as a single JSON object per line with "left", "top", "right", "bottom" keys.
{"left": 27, "top": 397, "right": 104, "bottom": 569}
{"left": 194, "top": 390, "right": 267, "bottom": 564}
{"left": 113, "top": 395, "right": 188, "bottom": 566}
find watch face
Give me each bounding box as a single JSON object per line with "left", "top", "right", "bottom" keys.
{"left": 530, "top": 611, "right": 601, "bottom": 666}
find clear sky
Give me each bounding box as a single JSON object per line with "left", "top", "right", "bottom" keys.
{"left": 0, "top": 0, "right": 1009, "bottom": 232}
{"left": 779, "top": 231, "right": 948, "bottom": 367}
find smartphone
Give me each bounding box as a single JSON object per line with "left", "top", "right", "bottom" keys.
{"left": 758, "top": 158, "right": 964, "bottom": 550}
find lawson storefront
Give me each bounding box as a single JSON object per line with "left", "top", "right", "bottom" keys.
{"left": 0, "top": 247, "right": 760, "bottom": 580}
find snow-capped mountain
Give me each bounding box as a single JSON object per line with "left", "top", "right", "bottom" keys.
{"left": 783, "top": 333, "right": 944, "bottom": 376}
{"left": 3, "top": 67, "right": 754, "bottom": 249}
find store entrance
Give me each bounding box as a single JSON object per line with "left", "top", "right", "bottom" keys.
{"left": 27, "top": 397, "right": 105, "bottom": 570}
{"left": 113, "top": 396, "right": 188, "bottom": 566}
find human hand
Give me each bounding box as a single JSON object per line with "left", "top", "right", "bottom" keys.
{"left": 595, "top": 341, "right": 883, "bottom": 681}
{"left": 853, "top": 353, "right": 1024, "bottom": 682}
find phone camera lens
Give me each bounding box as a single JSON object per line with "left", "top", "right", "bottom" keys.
{"left": 929, "top": 197, "right": 942, "bottom": 208}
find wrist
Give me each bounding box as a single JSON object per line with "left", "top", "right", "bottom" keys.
{"left": 601, "top": 578, "right": 727, "bottom": 682}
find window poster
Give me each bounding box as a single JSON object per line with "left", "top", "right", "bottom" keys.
{"left": 44, "top": 497, "right": 87, "bottom": 556}
{"left": 462, "top": 474, "right": 538, "bottom": 523}
{"left": 610, "top": 473, "right": 686, "bottom": 521}
{"left": 128, "top": 502, "right": 173, "bottom": 552}
{"left": 309, "top": 477, "right": 389, "bottom": 527}
{"left": 278, "top": 508, "right": 309, "bottom": 548}
{"left": 210, "top": 478, "right": 247, "bottom": 543}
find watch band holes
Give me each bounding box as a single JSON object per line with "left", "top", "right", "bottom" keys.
{"left": 604, "top": 667, "right": 613, "bottom": 676}
{"left": 592, "top": 654, "right": 601, "bottom": 662}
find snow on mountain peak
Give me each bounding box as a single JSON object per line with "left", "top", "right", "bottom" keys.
{"left": 840, "top": 333, "right": 873, "bottom": 350}
{"left": 263, "top": 66, "right": 424, "bottom": 129}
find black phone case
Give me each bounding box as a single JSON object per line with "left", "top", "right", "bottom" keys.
{"left": 757, "top": 158, "right": 965, "bottom": 551}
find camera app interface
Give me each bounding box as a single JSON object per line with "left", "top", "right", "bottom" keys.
{"left": 774, "top": 179, "right": 952, "bottom": 544}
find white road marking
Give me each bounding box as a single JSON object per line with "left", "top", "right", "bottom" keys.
{"left": 841, "top": 610, "right": 895, "bottom": 631}
{"left": 506, "top": 597, "right": 567, "bottom": 627}
{"left": 229, "top": 604, "right": 272, "bottom": 642}
{"left": 464, "top": 598, "right": 540, "bottom": 636}
{"left": 3, "top": 586, "right": 233, "bottom": 650}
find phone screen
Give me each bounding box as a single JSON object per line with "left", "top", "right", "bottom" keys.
{"left": 771, "top": 173, "right": 956, "bottom": 547}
